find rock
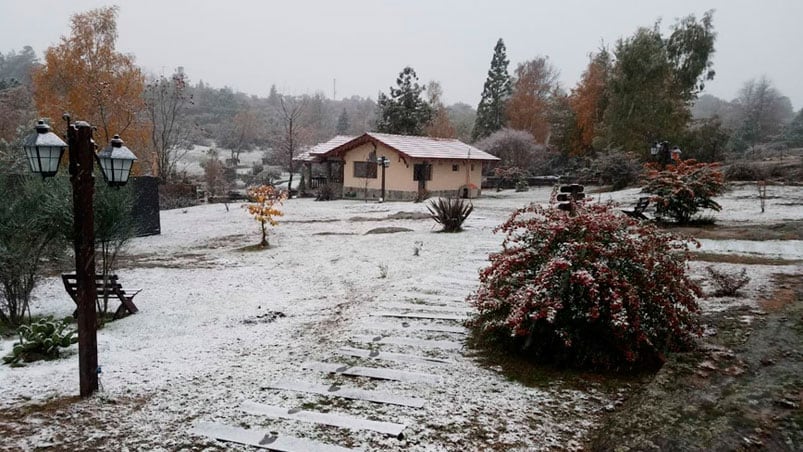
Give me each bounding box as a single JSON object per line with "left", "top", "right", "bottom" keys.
{"left": 723, "top": 365, "right": 745, "bottom": 376}
{"left": 604, "top": 403, "right": 615, "bottom": 412}
{"left": 774, "top": 398, "right": 799, "bottom": 409}
{"left": 699, "top": 360, "right": 718, "bottom": 371}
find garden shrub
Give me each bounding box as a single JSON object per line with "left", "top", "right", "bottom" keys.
{"left": 3, "top": 317, "right": 78, "bottom": 365}
{"left": 705, "top": 266, "right": 750, "bottom": 297}
{"left": 642, "top": 157, "right": 726, "bottom": 224}
{"left": 468, "top": 202, "right": 702, "bottom": 370}
{"left": 591, "top": 151, "right": 643, "bottom": 190}
{"left": 723, "top": 162, "right": 765, "bottom": 181}
{"left": 427, "top": 197, "right": 473, "bottom": 232}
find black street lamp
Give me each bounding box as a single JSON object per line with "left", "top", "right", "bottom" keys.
{"left": 22, "top": 116, "right": 136, "bottom": 397}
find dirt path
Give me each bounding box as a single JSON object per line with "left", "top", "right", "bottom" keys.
{"left": 587, "top": 274, "right": 803, "bottom": 450}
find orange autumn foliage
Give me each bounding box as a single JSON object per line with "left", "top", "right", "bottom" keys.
{"left": 32, "top": 6, "right": 150, "bottom": 173}
{"left": 569, "top": 51, "right": 611, "bottom": 155}
{"left": 506, "top": 58, "right": 559, "bottom": 144}
{"left": 244, "top": 185, "right": 288, "bottom": 247}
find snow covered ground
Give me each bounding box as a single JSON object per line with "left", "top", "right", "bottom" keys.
{"left": 0, "top": 184, "right": 800, "bottom": 450}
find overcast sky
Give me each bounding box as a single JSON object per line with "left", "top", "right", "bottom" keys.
{"left": 1, "top": 0, "right": 801, "bottom": 110}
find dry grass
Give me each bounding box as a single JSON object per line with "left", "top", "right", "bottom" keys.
{"left": 758, "top": 274, "right": 802, "bottom": 312}
{"left": 689, "top": 252, "right": 799, "bottom": 266}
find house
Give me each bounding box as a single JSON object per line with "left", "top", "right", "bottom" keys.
{"left": 294, "top": 133, "right": 499, "bottom": 201}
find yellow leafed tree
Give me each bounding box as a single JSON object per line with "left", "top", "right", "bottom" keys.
{"left": 32, "top": 6, "right": 150, "bottom": 172}
{"left": 244, "top": 185, "right": 288, "bottom": 247}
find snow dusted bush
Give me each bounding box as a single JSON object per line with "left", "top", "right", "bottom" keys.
{"left": 468, "top": 202, "right": 702, "bottom": 369}
{"left": 427, "top": 197, "right": 473, "bottom": 232}
{"left": 642, "top": 157, "right": 725, "bottom": 224}
{"left": 705, "top": 266, "right": 750, "bottom": 297}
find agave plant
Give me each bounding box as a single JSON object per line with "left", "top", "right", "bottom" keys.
{"left": 427, "top": 197, "right": 474, "bottom": 232}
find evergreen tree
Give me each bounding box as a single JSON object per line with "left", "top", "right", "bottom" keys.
{"left": 472, "top": 38, "right": 513, "bottom": 141}
{"left": 602, "top": 11, "right": 716, "bottom": 158}
{"left": 786, "top": 109, "right": 803, "bottom": 148}
{"left": 375, "top": 66, "right": 433, "bottom": 135}
{"left": 336, "top": 108, "right": 350, "bottom": 135}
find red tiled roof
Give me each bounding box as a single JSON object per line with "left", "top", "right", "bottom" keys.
{"left": 303, "top": 133, "right": 499, "bottom": 162}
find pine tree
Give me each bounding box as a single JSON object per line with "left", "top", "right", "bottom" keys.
{"left": 472, "top": 38, "right": 512, "bottom": 141}
{"left": 336, "top": 108, "right": 350, "bottom": 135}
{"left": 375, "top": 66, "right": 433, "bottom": 135}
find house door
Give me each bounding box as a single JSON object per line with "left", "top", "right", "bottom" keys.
{"left": 413, "top": 163, "right": 432, "bottom": 197}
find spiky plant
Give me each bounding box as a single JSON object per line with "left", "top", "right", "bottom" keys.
{"left": 427, "top": 197, "right": 474, "bottom": 232}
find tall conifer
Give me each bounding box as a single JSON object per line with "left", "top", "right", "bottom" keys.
{"left": 472, "top": 39, "right": 512, "bottom": 141}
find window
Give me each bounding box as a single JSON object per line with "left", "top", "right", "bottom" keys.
{"left": 452, "top": 164, "right": 459, "bottom": 172}
{"left": 354, "top": 161, "right": 377, "bottom": 178}
{"left": 413, "top": 163, "right": 432, "bottom": 181}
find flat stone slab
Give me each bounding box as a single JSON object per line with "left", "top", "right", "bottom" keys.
{"left": 265, "top": 380, "right": 426, "bottom": 408}
{"left": 302, "top": 361, "right": 443, "bottom": 384}
{"left": 393, "top": 291, "right": 466, "bottom": 304}
{"left": 358, "top": 320, "right": 467, "bottom": 335}
{"left": 382, "top": 302, "right": 472, "bottom": 314}
{"left": 371, "top": 311, "right": 467, "bottom": 321}
{"left": 351, "top": 335, "right": 464, "bottom": 351}
{"left": 240, "top": 401, "right": 406, "bottom": 438}
{"left": 190, "top": 421, "right": 357, "bottom": 452}
{"left": 336, "top": 346, "right": 454, "bottom": 366}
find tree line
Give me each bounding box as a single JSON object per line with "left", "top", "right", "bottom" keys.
{"left": 1, "top": 7, "right": 802, "bottom": 186}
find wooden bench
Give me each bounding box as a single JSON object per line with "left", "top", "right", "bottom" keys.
{"left": 62, "top": 273, "right": 141, "bottom": 320}
{"left": 622, "top": 197, "right": 651, "bottom": 220}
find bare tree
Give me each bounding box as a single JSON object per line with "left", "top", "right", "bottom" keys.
{"left": 143, "top": 68, "right": 193, "bottom": 181}
{"left": 277, "top": 96, "right": 307, "bottom": 195}
{"left": 733, "top": 77, "right": 794, "bottom": 151}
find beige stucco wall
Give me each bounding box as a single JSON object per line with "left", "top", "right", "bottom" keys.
{"left": 342, "top": 142, "right": 485, "bottom": 197}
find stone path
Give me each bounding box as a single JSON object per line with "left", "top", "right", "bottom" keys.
{"left": 191, "top": 267, "right": 479, "bottom": 450}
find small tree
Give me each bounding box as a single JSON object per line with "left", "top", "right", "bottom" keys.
{"left": 468, "top": 202, "right": 701, "bottom": 369}
{"left": 244, "top": 185, "right": 287, "bottom": 247}
{"left": 642, "top": 156, "right": 725, "bottom": 224}
{"left": 0, "top": 175, "right": 67, "bottom": 327}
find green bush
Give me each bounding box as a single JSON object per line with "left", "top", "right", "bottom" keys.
{"left": 3, "top": 317, "right": 78, "bottom": 365}
{"left": 591, "top": 151, "right": 643, "bottom": 190}
{"left": 427, "top": 197, "right": 473, "bottom": 232}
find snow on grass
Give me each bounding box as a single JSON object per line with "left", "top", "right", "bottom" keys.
{"left": 1, "top": 184, "right": 801, "bottom": 450}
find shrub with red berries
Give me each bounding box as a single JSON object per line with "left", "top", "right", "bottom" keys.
{"left": 468, "top": 202, "right": 702, "bottom": 369}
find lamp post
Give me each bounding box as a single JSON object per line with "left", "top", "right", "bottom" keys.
{"left": 376, "top": 155, "right": 389, "bottom": 202}
{"left": 22, "top": 116, "right": 136, "bottom": 397}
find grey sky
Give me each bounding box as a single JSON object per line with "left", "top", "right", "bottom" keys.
{"left": 1, "top": 0, "right": 801, "bottom": 110}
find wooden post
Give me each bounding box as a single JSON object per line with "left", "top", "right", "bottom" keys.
{"left": 69, "top": 121, "right": 99, "bottom": 397}
{"left": 379, "top": 157, "right": 388, "bottom": 202}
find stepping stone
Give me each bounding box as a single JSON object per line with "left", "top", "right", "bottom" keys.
{"left": 425, "top": 276, "right": 476, "bottom": 288}
{"left": 358, "top": 320, "right": 467, "bottom": 335}
{"left": 265, "top": 380, "right": 426, "bottom": 408}
{"left": 351, "top": 334, "right": 463, "bottom": 351}
{"left": 381, "top": 302, "right": 471, "bottom": 314}
{"left": 336, "top": 346, "right": 454, "bottom": 366}
{"left": 371, "top": 311, "right": 467, "bottom": 321}
{"left": 302, "top": 361, "right": 443, "bottom": 384}
{"left": 240, "top": 401, "right": 406, "bottom": 438}
{"left": 190, "top": 421, "right": 356, "bottom": 451}
{"left": 393, "top": 291, "right": 465, "bottom": 304}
